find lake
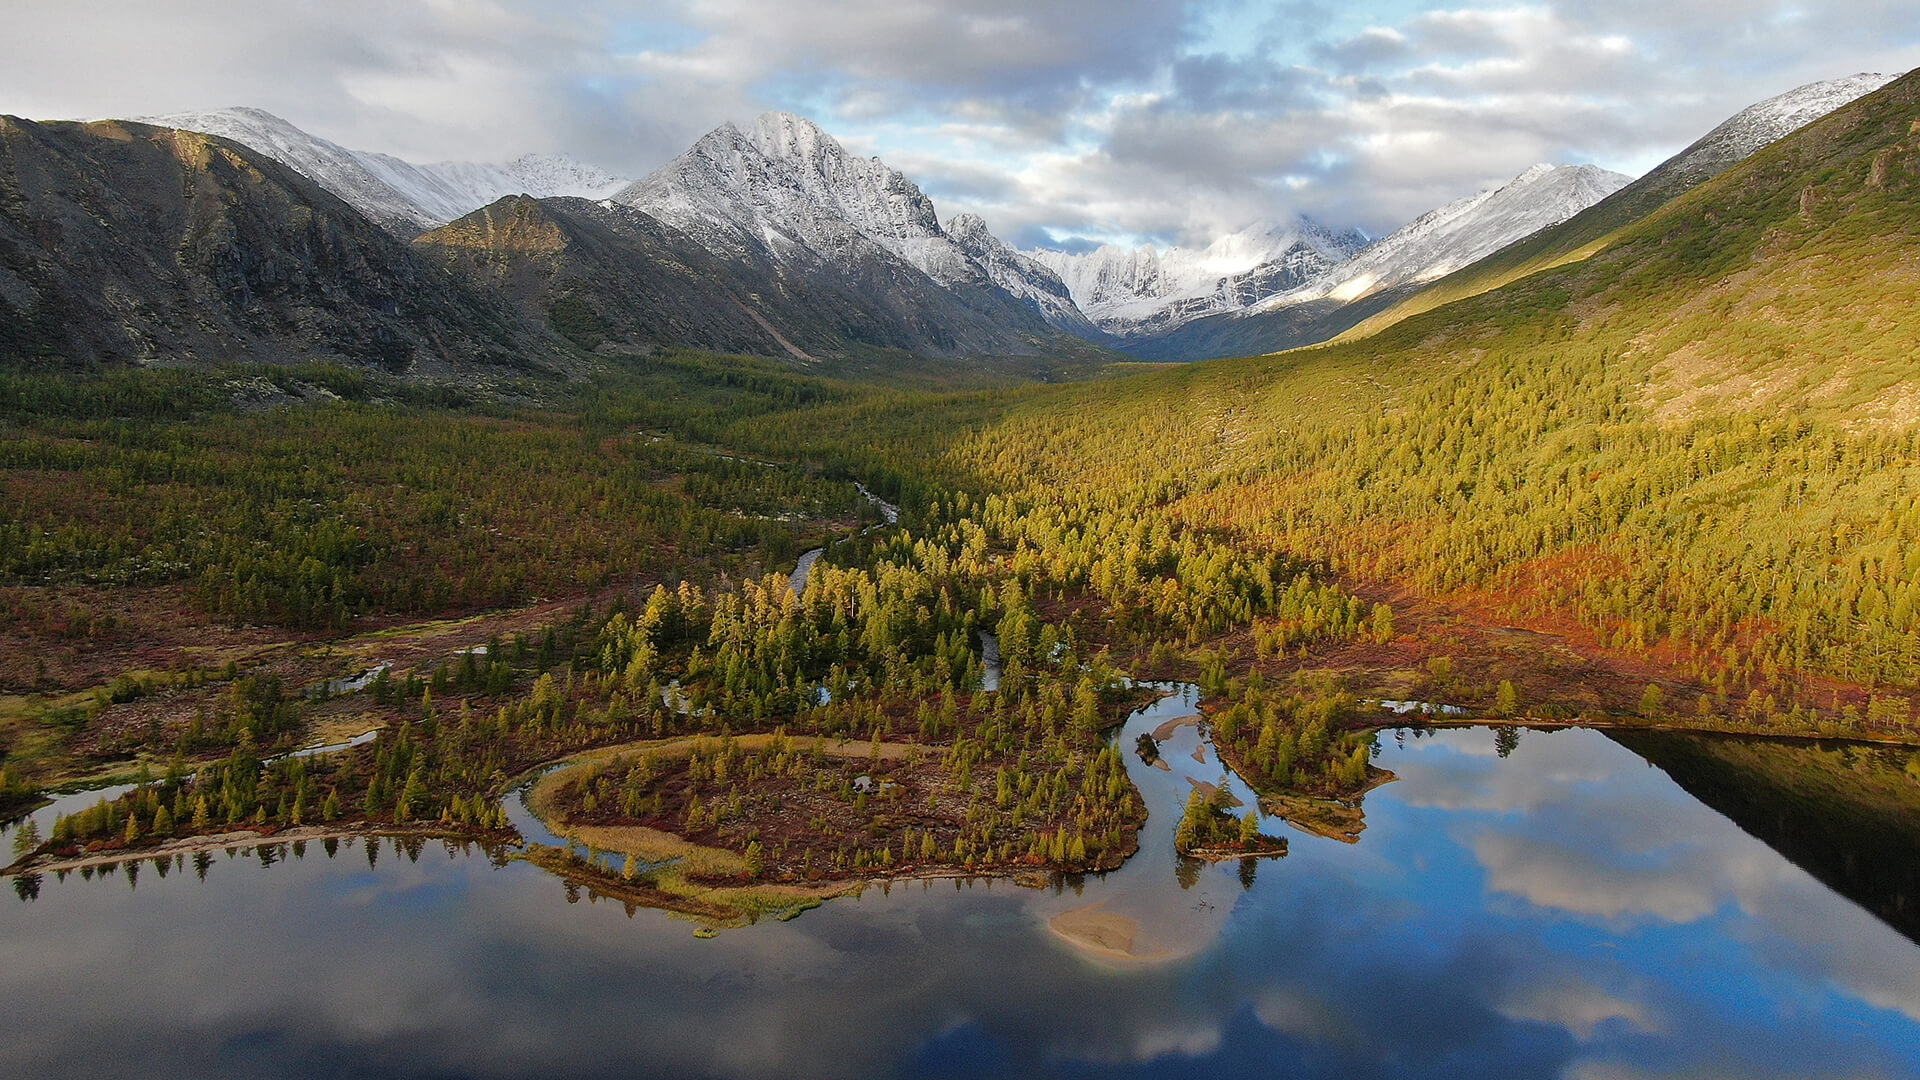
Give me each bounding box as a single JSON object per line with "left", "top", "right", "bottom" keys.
{"left": 4, "top": 687, "right": 1918, "bottom": 1079}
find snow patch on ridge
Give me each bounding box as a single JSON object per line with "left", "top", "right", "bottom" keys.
{"left": 1660, "top": 73, "right": 1895, "bottom": 185}
{"left": 137, "top": 107, "right": 630, "bottom": 234}
{"left": 1255, "top": 163, "right": 1632, "bottom": 311}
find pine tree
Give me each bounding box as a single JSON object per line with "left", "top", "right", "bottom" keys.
{"left": 11, "top": 818, "right": 41, "bottom": 859}
{"left": 1639, "top": 683, "right": 1665, "bottom": 718}
{"left": 1496, "top": 680, "right": 1520, "bottom": 717}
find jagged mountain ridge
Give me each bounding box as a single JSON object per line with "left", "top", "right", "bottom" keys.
{"left": 0, "top": 116, "right": 564, "bottom": 375}
{"left": 140, "top": 107, "right": 631, "bottom": 235}
{"left": 1029, "top": 74, "right": 1892, "bottom": 361}
{"left": 1114, "top": 68, "right": 1895, "bottom": 365}
{"left": 614, "top": 112, "right": 1090, "bottom": 347}
{"left": 1025, "top": 218, "right": 1369, "bottom": 338}
{"left": 108, "top": 107, "right": 1099, "bottom": 366}
{"left": 1258, "top": 163, "right": 1631, "bottom": 310}
{"left": 415, "top": 194, "right": 1099, "bottom": 365}
{"left": 1061, "top": 162, "right": 1626, "bottom": 361}
{"left": 943, "top": 212, "right": 1102, "bottom": 339}
{"left": 1332, "top": 72, "right": 1899, "bottom": 345}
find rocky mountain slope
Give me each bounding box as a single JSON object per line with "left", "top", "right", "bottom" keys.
{"left": 141, "top": 107, "right": 630, "bottom": 235}
{"left": 613, "top": 112, "right": 1089, "bottom": 354}
{"left": 417, "top": 194, "right": 1093, "bottom": 366}
{"left": 0, "top": 116, "right": 562, "bottom": 376}
{"left": 1653, "top": 72, "right": 1898, "bottom": 190}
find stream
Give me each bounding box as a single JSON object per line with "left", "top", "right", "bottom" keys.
{"left": 788, "top": 478, "right": 902, "bottom": 595}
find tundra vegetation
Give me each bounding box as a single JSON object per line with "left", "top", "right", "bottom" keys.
{"left": 8, "top": 75, "right": 1920, "bottom": 906}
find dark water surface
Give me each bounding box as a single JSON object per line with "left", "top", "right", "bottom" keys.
{"left": 5, "top": 691, "right": 1919, "bottom": 1079}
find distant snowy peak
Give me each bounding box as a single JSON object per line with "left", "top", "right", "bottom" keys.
{"left": 356, "top": 152, "right": 629, "bottom": 226}
{"left": 502, "top": 153, "right": 629, "bottom": 198}
{"left": 1663, "top": 73, "right": 1895, "bottom": 184}
{"left": 1025, "top": 216, "right": 1369, "bottom": 336}
{"left": 1263, "top": 162, "right": 1631, "bottom": 309}
{"left": 138, "top": 107, "right": 630, "bottom": 234}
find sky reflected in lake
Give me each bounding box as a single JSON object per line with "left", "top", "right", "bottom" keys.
{"left": 4, "top": 725, "right": 1918, "bottom": 1079}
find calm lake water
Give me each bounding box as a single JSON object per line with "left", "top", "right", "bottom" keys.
{"left": 5, "top": 687, "right": 1919, "bottom": 1079}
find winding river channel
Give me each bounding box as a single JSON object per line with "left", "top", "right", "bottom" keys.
{"left": 4, "top": 680, "right": 1920, "bottom": 1079}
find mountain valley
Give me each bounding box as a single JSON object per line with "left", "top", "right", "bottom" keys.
{"left": 3, "top": 52, "right": 1920, "bottom": 1079}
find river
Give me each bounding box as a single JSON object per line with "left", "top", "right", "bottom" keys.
{"left": 788, "top": 479, "right": 902, "bottom": 595}
{"left": 3, "top": 689, "right": 1918, "bottom": 1079}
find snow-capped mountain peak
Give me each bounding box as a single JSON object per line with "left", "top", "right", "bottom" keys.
{"left": 746, "top": 110, "right": 946, "bottom": 244}
{"left": 139, "top": 106, "right": 435, "bottom": 234}
{"left": 1022, "top": 216, "right": 1370, "bottom": 338}
{"left": 613, "top": 112, "right": 1090, "bottom": 335}
{"left": 135, "top": 106, "right": 631, "bottom": 235}
{"left": 747, "top": 112, "right": 841, "bottom": 167}
{"left": 1258, "top": 162, "right": 1632, "bottom": 310}
{"left": 1661, "top": 73, "right": 1895, "bottom": 185}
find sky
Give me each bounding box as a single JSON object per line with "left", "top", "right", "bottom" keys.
{"left": 3, "top": 1, "right": 1918, "bottom": 250}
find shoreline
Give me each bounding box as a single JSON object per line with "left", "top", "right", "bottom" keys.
{"left": 12, "top": 705, "right": 1912, "bottom": 904}
{"left": 1388, "top": 715, "right": 1920, "bottom": 749}
{"left": 3, "top": 822, "right": 499, "bottom": 877}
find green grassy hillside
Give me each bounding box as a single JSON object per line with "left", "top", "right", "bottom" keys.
{"left": 1337, "top": 77, "right": 1907, "bottom": 347}
{"left": 948, "top": 69, "right": 1920, "bottom": 727}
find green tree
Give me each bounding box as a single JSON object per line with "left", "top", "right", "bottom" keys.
{"left": 11, "top": 818, "right": 41, "bottom": 859}
{"left": 1369, "top": 602, "right": 1395, "bottom": 643}
{"left": 1495, "top": 679, "right": 1520, "bottom": 717}
{"left": 1639, "top": 683, "right": 1665, "bottom": 719}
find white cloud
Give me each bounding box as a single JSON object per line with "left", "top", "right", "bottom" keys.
{"left": 1496, "top": 976, "right": 1663, "bottom": 1040}
{"left": 0, "top": 1, "right": 1915, "bottom": 245}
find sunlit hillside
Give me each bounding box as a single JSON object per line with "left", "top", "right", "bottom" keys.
{"left": 951, "top": 70, "right": 1920, "bottom": 720}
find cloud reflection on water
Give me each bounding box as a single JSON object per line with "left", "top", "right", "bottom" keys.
{"left": 2, "top": 728, "right": 1918, "bottom": 1079}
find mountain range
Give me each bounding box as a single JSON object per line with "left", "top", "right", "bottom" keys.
{"left": 0, "top": 72, "right": 1899, "bottom": 378}
{"left": 140, "top": 107, "right": 630, "bottom": 235}
{"left": 0, "top": 115, "right": 560, "bottom": 377}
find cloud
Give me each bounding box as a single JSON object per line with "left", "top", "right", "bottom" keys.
{"left": 1495, "top": 977, "right": 1663, "bottom": 1041}
{"left": 0, "top": 1, "right": 1916, "bottom": 247}
{"left": 1472, "top": 831, "right": 1731, "bottom": 923}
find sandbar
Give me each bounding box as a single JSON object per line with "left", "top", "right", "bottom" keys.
{"left": 1048, "top": 901, "right": 1172, "bottom": 962}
